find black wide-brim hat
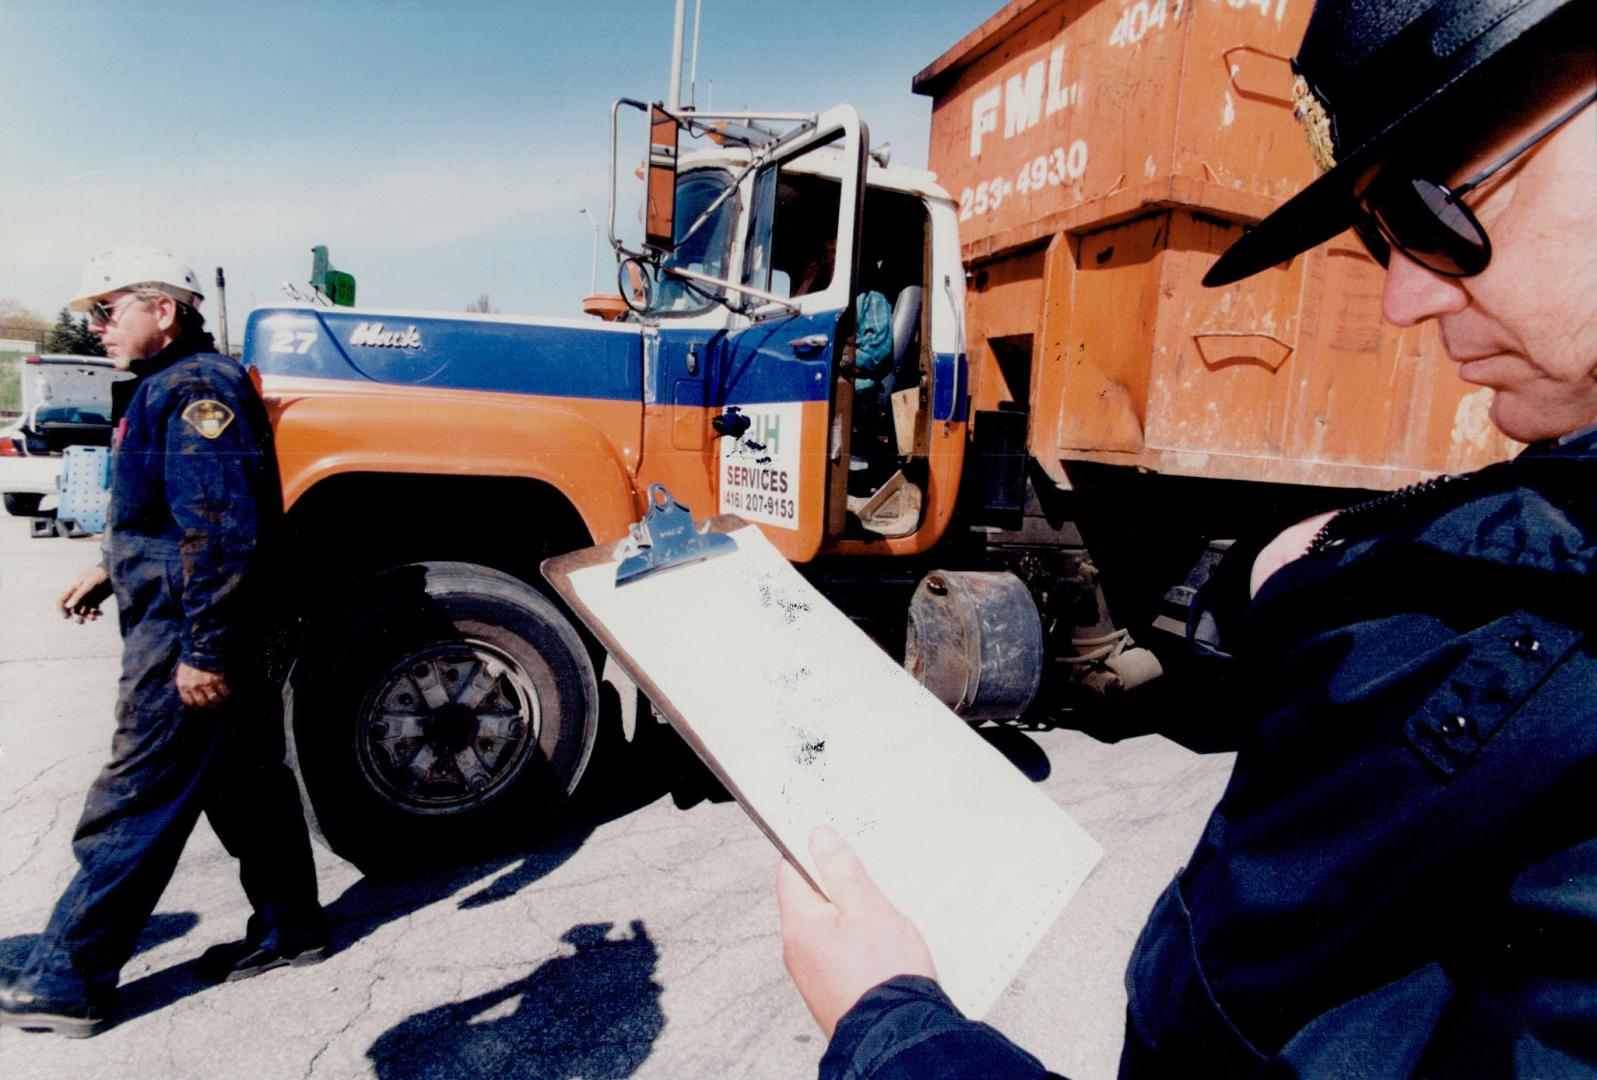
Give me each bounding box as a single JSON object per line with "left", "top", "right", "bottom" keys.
{"left": 1203, "top": 0, "right": 1587, "bottom": 287}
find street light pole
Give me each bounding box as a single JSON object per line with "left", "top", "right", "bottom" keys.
{"left": 214, "top": 267, "right": 230, "bottom": 357}
{"left": 578, "top": 208, "right": 599, "bottom": 295}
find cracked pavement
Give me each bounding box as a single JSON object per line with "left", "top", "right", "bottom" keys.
{"left": 0, "top": 479, "right": 1234, "bottom": 1079}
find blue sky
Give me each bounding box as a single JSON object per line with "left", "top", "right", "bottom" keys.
{"left": 1, "top": 0, "right": 988, "bottom": 336}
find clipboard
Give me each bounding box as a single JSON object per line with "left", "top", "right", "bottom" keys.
{"left": 543, "top": 505, "right": 822, "bottom": 890}
{"left": 542, "top": 487, "right": 1102, "bottom": 1018}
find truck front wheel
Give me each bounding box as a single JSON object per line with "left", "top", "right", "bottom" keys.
{"left": 286, "top": 562, "right": 598, "bottom": 871}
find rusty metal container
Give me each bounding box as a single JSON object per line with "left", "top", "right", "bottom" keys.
{"left": 915, "top": 0, "right": 1516, "bottom": 490}
{"left": 904, "top": 570, "right": 1045, "bottom": 720}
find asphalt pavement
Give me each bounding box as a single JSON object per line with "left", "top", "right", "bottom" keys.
{"left": 0, "top": 465, "right": 1234, "bottom": 1080}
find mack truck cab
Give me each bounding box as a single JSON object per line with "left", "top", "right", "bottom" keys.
{"left": 609, "top": 102, "right": 971, "bottom": 557}
{"left": 249, "top": 103, "right": 991, "bottom": 867}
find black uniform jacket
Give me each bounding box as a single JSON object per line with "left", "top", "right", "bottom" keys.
{"left": 821, "top": 428, "right": 1597, "bottom": 1080}
{"left": 108, "top": 332, "right": 279, "bottom": 673}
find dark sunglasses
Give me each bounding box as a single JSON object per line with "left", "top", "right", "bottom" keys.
{"left": 87, "top": 295, "right": 140, "bottom": 325}
{"left": 1353, "top": 88, "right": 1597, "bottom": 277}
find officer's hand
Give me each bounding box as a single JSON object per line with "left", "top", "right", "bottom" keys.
{"left": 777, "top": 825, "right": 937, "bottom": 1037}
{"left": 1250, "top": 511, "right": 1338, "bottom": 598}
{"left": 59, "top": 566, "right": 113, "bottom": 623}
{"left": 176, "top": 663, "right": 231, "bottom": 709}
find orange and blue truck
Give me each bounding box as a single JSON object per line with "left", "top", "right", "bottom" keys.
{"left": 247, "top": 0, "right": 1516, "bottom": 865}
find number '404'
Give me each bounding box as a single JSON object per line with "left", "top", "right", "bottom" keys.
{"left": 1108, "top": 0, "right": 1176, "bottom": 47}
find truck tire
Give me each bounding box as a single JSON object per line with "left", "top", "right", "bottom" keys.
{"left": 286, "top": 561, "right": 598, "bottom": 871}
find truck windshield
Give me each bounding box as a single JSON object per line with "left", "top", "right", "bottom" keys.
{"left": 651, "top": 170, "right": 738, "bottom": 314}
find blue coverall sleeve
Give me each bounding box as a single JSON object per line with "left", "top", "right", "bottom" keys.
{"left": 1413, "top": 837, "right": 1597, "bottom": 1075}
{"left": 162, "top": 380, "right": 264, "bottom": 671}
{"left": 820, "top": 976, "right": 1058, "bottom": 1080}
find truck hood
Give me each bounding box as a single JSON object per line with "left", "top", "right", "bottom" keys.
{"left": 244, "top": 304, "right": 643, "bottom": 402}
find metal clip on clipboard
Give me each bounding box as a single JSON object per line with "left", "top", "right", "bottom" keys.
{"left": 614, "top": 484, "right": 739, "bottom": 585}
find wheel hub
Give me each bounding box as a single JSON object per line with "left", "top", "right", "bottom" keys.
{"left": 358, "top": 641, "right": 540, "bottom": 814}
{"left": 424, "top": 704, "right": 480, "bottom": 754}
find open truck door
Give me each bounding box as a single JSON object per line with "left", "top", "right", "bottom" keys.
{"left": 610, "top": 101, "right": 869, "bottom": 562}
{"left": 709, "top": 105, "right": 868, "bottom": 561}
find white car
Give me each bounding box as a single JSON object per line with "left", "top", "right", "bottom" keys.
{"left": 3, "top": 352, "right": 132, "bottom": 456}
{"left": 2, "top": 354, "right": 129, "bottom": 534}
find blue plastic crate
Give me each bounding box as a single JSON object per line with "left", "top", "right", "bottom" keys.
{"left": 58, "top": 445, "right": 112, "bottom": 534}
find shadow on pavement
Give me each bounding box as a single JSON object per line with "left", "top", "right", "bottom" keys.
{"left": 366, "top": 920, "right": 664, "bottom": 1080}
{"left": 105, "top": 686, "right": 681, "bottom": 1032}
{"left": 108, "top": 832, "right": 614, "bottom": 1031}
{"left": 977, "top": 723, "right": 1053, "bottom": 782}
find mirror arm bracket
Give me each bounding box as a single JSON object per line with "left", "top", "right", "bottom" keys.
{"left": 661, "top": 265, "right": 799, "bottom": 315}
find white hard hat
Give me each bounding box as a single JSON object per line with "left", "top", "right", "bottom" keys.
{"left": 68, "top": 247, "right": 204, "bottom": 311}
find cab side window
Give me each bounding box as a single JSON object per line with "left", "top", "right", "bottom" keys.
{"left": 744, "top": 155, "right": 842, "bottom": 301}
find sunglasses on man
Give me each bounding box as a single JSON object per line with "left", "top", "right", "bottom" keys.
{"left": 1353, "top": 88, "right": 1596, "bottom": 277}
{"left": 86, "top": 294, "right": 144, "bottom": 326}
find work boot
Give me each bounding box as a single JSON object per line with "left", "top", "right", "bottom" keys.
{"left": 0, "top": 979, "right": 109, "bottom": 1038}
{"left": 197, "top": 938, "right": 329, "bottom": 983}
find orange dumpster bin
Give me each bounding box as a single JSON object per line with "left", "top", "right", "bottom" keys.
{"left": 916, "top": 0, "right": 1517, "bottom": 492}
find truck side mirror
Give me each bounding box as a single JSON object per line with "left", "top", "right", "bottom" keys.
{"left": 618, "top": 256, "right": 655, "bottom": 314}
{"left": 645, "top": 105, "right": 679, "bottom": 252}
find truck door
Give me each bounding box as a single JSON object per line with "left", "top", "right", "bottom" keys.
{"left": 637, "top": 165, "right": 746, "bottom": 519}
{"left": 709, "top": 105, "right": 867, "bottom": 562}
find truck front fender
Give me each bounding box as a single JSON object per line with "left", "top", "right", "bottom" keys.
{"left": 263, "top": 377, "right": 641, "bottom": 543}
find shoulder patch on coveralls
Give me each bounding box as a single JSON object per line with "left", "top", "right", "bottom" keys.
{"left": 180, "top": 399, "right": 235, "bottom": 439}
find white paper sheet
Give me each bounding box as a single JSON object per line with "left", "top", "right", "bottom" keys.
{"left": 565, "top": 525, "right": 1102, "bottom": 1017}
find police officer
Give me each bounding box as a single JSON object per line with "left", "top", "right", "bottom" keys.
{"left": 777, "top": 0, "right": 1596, "bottom": 1076}
{"left": 0, "top": 248, "right": 329, "bottom": 1038}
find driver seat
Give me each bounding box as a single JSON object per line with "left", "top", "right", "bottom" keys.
{"left": 877, "top": 285, "right": 923, "bottom": 398}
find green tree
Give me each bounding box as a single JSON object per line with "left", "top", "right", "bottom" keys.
{"left": 43, "top": 308, "right": 106, "bottom": 357}
{"left": 72, "top": 314, "right": 106, "bottom": 356}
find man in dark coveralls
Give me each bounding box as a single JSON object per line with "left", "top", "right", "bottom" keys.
{"left": 0, "top": 248, "right": 328, "bottom": 1038}
{"left": 778, "top": 1, "right": 1597, "bottom": 1077}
